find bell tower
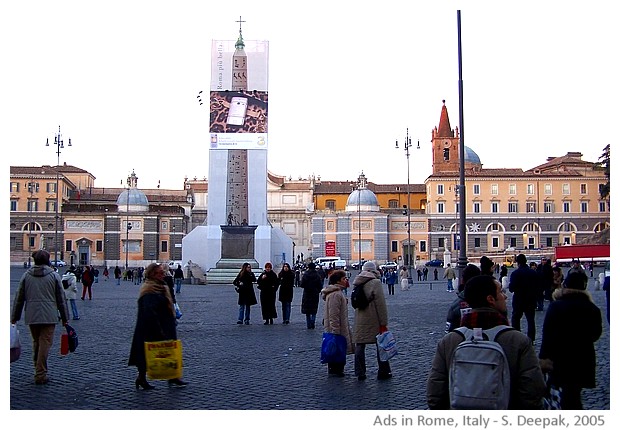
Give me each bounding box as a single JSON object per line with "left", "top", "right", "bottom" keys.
{"left": 431, "top": 100, "right": 460, "bottom": 175}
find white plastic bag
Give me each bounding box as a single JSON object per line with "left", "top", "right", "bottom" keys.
{"left": 376, "top": 330, "right": 398, "bottom": 362}
{"left": 10, "top": 324, "right": 21, "bottom": 363}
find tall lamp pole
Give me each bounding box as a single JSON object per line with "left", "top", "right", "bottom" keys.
{"left": 46, "top": 126, "right": 71, "bottom": 265}
{"left": 456, "top": 10, "right": 469, "bottom": 279}
{"left": 396, "top": 128, "right": 419, "bottom": 281}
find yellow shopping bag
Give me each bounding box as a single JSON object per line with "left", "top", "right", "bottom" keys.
{"left": 144, "top": 339, "right": 183, "bottom": 380}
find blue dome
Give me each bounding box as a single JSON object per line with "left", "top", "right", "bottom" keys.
{"left": 116, "top": 188, "right": 149, "bottom": 212}
{"left": 464, "top": 146, "right": 481, "bottom": 164}
{"left": 347, "top": 189, "right": 379, "bottom": 207}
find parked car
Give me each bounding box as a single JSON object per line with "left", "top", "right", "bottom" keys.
{"left": 51, "top": 260, "right": 66, "bottom": 267}
{"left": 350, "top": 260, "right": 366, "bottom": 270}
{"left": 425, "top": 259, "right": 444, "bottom": 267}
{"left": 379, "top": 262, "right": 398, "bottom": 271}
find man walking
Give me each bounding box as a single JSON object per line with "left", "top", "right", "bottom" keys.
{"left": 174, "top": 264, "right": 185, "bottom": 294}
{"left": 352, "top": 261, "right": 392, "bottom": 381}
{"left": 443, "top": 263, "right": 457, "bottom": 292}
{"left": 11, "top": 250, "right": 69, "bottom": 385}
{"left": 509, "top": 253, "right": 539, "bottom": 343}
{"left": 427, "top": 274, "right": 545, "bottom": 409}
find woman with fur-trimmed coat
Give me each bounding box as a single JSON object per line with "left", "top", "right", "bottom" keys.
{"left": 321, "top": 270, "right": 353, "bottom": 376}
{"left": 539, "top": 272, "right": 602, "bottom": 409}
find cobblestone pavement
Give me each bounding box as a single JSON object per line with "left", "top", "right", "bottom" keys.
{"left": 9, "top": 266, "right": 610, "bottom": 410}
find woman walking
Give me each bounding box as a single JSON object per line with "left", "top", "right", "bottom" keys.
{"left": 62, "top": 265, "right": 80, "bottom": 320}
{"left": 278, "top": 263, "right": 295, "bottom": 324}
{"left": 321, "top": 270, "right": 353, "bottom": 376}
{"left": 128, "top": 263, "right": 187, "bottom": 390}
{"left": 233, "top": 262, "right": 257, "bottom": 325}
{"left": 300, "top": 262, "right": 322, "bottom": 329}
{"left": 257, "top": 262, "right": 279, "bottom": 325}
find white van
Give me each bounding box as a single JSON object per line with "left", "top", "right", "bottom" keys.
{"left": 314, "top": 257, "right": 347, "bottom": 269}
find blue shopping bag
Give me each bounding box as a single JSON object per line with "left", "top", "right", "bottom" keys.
{"left": 320, "top": 332, "right": 347, "bottom": 364}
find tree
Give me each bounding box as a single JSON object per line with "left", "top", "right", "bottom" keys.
{"left": 597, "top": 144, "right": 610, "bottom": 199}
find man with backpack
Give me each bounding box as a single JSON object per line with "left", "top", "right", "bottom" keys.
{"left": 427, "top": 275, "right": 545, "bottom": 409}
{"left": 351, "top": 261, "right": 392, "bottom": 381}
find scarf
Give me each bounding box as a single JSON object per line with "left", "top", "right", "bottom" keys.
{"left": 460, "top": 307, "right": 509, "bottom": 330}
{"left": 139, "top": 279, "right": 174, "bottom": 316}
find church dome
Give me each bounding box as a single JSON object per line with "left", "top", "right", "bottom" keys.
{"left": 116, "top": 170, "right": 149, "bottom": 212}
{"left": 464, "top": 146, "right": 481, "bottom": 165}
{"left": 345, "top": 172, "right": 380, "bottom": 212}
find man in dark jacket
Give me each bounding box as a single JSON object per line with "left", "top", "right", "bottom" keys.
{"left": 508, "top": 254, "right": 539, "bottom": 343}
{"left": 300, "top": 262, "right": 322, "bottom": 329}
{"left": 444, "top": 264, "right": 481, "bottom": 333}
{"left": 173, "top": 264, "right": 184, "bottom": 294}
{"left": 11, "top": 250, "right": 69, "bottom": 384}
{"left": 539, "top": 272, "right": 602, "bottom": 409}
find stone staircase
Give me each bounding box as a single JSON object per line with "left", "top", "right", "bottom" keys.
{"left": 203, "top": 259, "right": 261, "bottom": 285}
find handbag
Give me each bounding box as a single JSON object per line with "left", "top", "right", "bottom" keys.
{"left": 174, "top": 303, "right": 182, "bottom": 319}
{"left": 320, "top": 332, "right": 347, "bottom": 364}
{"left": 376, "top": 330, "right": 398, "bottom": 362}
{"left": 10, "top": 324, "right": 21, "bottom": 363}
{"left": 543, "top": 374, "right": 562, "bottom": 410}
{"left": 144, "top": 339, "right": 183, "bottom": 380}
{"left": 66, "top": 324, "right": 78, "bottom": 352}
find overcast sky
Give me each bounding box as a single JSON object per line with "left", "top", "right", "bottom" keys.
{"left": 3, "top": 1, "right": 618, "bottom": 190}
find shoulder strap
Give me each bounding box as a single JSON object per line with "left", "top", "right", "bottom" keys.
{"left": 482, "top": 325, "right": 513, "bottom": 342}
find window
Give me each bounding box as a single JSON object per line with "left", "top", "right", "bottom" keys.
{"left": 473, "top": 184, "right": 480, "bottom": 195}
{"left": 325, "top": 200, "right": 336, "bottom": 211}
{"left": 599, "top": 183, "right": 606, "bottom": 195}
{"left": 161, "top": 240, "right": 168, "bottom": 253}
{"left": 65, "top": 240, "right": 72, "bottom": 252}
{"left": 599, "top": 201, "right": 607, "bottom": 212}
{"left": 526, "top": 202, "right": 536, "bottom": 213}
{"left": 437, "top": 184, "right": 444, "bottom": 195}
{"left": 580, "top": 184, "right": 587, "bottom": 194}
{"left": 455, "top": 202, "right": 460, "bottom": 213}
{"left": 473, "top": 202, "right": 480, "bottom": 213}
{"left": 491, "top": 223, "right": 499, "bottom": 231}
{"left": 563, "top": 202, "right": 570, "bottom": 213}
{"left": 546, "top": 237, "right": 553, "bottom": 247}
{"left": 526, "top": 184, "right": 534, "bottom": 195}
{"left": 491, "top": 184, "right": 498, "bottom": 195}
{"left": 492, "top": 237, "right": 499, "bottom": 248}
{"left": 474, "top": 238, "right": 481, "bottom": 248}
{"left": 391, "top": 241, "right": 398, "bottom": 252}
{"left": 10, "top": 200, "right": 17, "bottom": 211}
{"left": 161, "top": 221, "right": 168, "bottom": 230}
{"left": 443, "top": 148, "right": 450, "bottom": 161}
{"left": 419, "top": 241, "right": 426, "bottom": 252}
{"left": 437, "top": 202, "right": 444, "bottom": 213}
{"left": 562, "top": 184, "right": 570, "bottom": 195}
{"left": 96, "top": 240, "right": 103, "bottom": 252}
{"left": 28, "top": 201, "right": 38, "bottom": 212}
{"left": 27, "top": 182, "right": 39, "bottom": 193}
{"left": 46, "top": 182, "right": 57, "bottom": 193}
{"left": 509, "top": 184, "right": 516, "bottom": 195}
{"left": 29, "top": 236, "right": 35, "bottom": 248}
{"left": 544, "top": 202, "right": 554, "bottom": 213}
{"left": 510, "top": 237, "right": 517, "bottom": 247}
{"left": 10, "top": 182, "right": 19, "bottom": 193}
{"left": 508, "top": 202, "right": 518, "bottom": 213}
{"left": 46, "top": 200, "right": 56, "bottom": 212}
{"left": 388, "top": 199, "right": 398, "bottom": 209}
{"left": 490, "top": 202, "right": 499, "bottom": 213}
{"left": 544, "top": 183, "right": 552, "bottom": 195}
{"left": 581, "top": 202, "right": 588, "bottom": 213}
{"left": 438, "top": 238, "right": 445, "bottom": 248}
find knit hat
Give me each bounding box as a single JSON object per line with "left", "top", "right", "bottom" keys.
{"left": 362, "top": 261, "right": 377, "bottom": 271}
{"left": 480, "top": 256, "right": 494, "bottom": 272}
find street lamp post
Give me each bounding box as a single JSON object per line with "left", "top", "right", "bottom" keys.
{"left": 395, "top": 128, "right": 419, "bottom": 282}
{"left": 46, "top": 126, "right": 71, "bottom": 265}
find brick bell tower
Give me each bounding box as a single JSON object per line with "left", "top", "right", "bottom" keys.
{"left": 431, "top": 100, "right": 460, "bottom": 175}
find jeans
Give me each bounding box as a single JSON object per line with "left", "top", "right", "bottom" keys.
{"left": 447, "top": 279, "right": 454, "bottom": 291}
{"left": 511, "top": 306, "right": 536, "bottom": 342}
{"left": 29, "top": 324, "right": 56, "bottom": 383}
{"left": 281, "top": 302, "right": 291, "bottom": 323}
{"left": 116, "top": 277, "right": 120, "bottom": 285}
{"left": 68, "top": 299, "right": 79, "bottom": 319}
{"left": 354, "top": 343, "right": 391, "bottom": 378}
{"left": 175, "top": 279, "right": 182, "bottom": 293}
{"left": 305, "top": 313, "right": 316, "bottom": 329}
{"left": 238, "top": 304, "right": 251, "bottom": 322}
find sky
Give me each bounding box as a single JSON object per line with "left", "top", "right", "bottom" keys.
{"left": 3, "top": 1, "right": 618, "bottom": 191}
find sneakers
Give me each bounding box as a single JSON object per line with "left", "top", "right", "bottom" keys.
{"left": 237, "top": 320, "right": 243, "bottom": 324}
{"left": 244, "top": 321, "right": 250, "bottom": 325}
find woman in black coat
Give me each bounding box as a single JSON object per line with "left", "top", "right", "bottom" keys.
{"left": 539, "top": 272, "right": 602, "bottom": 409}
{"left": 300, "top": 262, "right": 323, "bottom": 329}
{"left": 256, "top": 262, "right": 279, "bottom": 324}
{"left": 278, "top": 263, "right": 295, "bottom": 324}
{"left": 128, "top": 263, "right": 187, "bottom": 389}
{"left": 234, "top": 262, "right": 257, "bottom": 325}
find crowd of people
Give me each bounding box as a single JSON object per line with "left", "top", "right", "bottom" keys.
{"left": 11, "top": 250, "right": 607, "bottom": 408}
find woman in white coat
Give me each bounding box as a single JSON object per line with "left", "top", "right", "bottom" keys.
{"left": 62, "top": 266, "right": 80, "bottom": 320}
